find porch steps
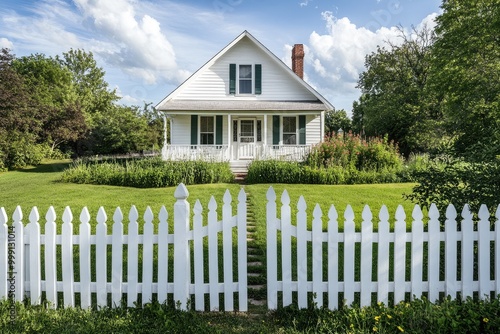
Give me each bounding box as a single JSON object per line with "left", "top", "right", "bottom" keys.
{"left": 230, "top": 160, "right": 251, "bottom": 181}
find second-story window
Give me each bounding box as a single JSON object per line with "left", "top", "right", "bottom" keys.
{"left": 239, "top": 65, "right": 252, "bottom": 94}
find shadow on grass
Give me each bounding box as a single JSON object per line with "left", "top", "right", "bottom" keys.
{"left": 16, "top": 161, "right": 72, "bottom": 174}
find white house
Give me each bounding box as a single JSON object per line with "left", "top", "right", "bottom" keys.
{"left": 156, "top": 31, "right": 334, "bottom": 164}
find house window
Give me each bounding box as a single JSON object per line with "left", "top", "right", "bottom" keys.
{"left": 283, "top": 116, "right": 297, "bottom": 145}
{"left": 239, "top": 65, "right": 252, "bottom": 94}
{"left": 257, "top": 120, "right": 262, "bottom": 142}
{"left": 200, "top": 116, "right": 214, "bottom": 145}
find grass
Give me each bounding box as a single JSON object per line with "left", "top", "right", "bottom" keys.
{"left": 0, "top": 160, "right": 242, "bottom": 233}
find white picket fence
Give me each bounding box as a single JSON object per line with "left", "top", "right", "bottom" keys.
{"left": 0, "top": 184, "right": 248, "bottom": 311}
{"left": 266, "top": 186, "right": 500, "bottom": 310}
{"left": 2, "top": 183, "right": 500, "bottom": 312}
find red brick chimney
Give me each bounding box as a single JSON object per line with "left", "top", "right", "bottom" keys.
{"left": 292, "top": 44, "right": 305, "bottom": 79}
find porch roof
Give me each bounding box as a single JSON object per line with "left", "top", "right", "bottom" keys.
{"left": 157, "top": 99, "right": 327, "bottom": 111}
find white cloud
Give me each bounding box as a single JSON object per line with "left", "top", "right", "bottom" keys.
{"left": 0, "top": 37, "right": 13, "bottom": 49}
{"left": 73, "top": 0, "right": 187, "bottom": 84}
{"left": 306, "top": 11, "right": 406, "bottom": 111}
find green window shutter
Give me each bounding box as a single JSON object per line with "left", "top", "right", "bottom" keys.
{"left": 273, "top": 115, "right": 280, "bottom": 145}
{"left": 216, "top": 115, "right": 223, "bottom": 145}
{"left": 190, "top": 115, "right": 198, "bottom": 145}
{"left": 299, "top": 115, "right": 306, "bottom": 145}
{"left": 255, "top": 64, "right": 262, "bottom": 95}
{"left": 229, "top": 64, "right": 236, "bottom": 94}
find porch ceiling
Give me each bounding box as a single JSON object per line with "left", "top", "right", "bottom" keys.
{"left": 157, "top": 99, "right": 327, "bottom": 111}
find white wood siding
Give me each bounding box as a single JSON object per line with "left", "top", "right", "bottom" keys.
{"left": 175, "top": 37, "right": 318, "bottom": 101}
{"left": 171, "top": 115, "right": 191, "bottom": 145}
{"left": 306, "top": 115, "right": 322, "bottom": 145}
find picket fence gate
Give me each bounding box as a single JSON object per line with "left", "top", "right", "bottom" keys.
{"left": 266, "top": 186, "right": 500, "bottom": 310}
{"left": 0, "top": 184, "right": 248, "bottom": 311}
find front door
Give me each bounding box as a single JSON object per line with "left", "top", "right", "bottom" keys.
{"left": 238, "top": 119, "right": 255, "bottom": 159}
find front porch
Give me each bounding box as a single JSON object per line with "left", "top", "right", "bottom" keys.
{"left": 161, "top": 144, "right": 312, "bottom": 162}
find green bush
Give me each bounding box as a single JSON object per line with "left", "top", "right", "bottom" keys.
{"left": 405, "top": 158, "right": 500, "bottom": 213}
{"left": 61, "top": 157, "right": 234, "bottom": 187}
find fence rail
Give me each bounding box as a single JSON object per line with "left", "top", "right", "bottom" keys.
{"left": 0, "top": 184, "right": 247, "bottom": 311}
{"left": 266, "top": 186, "right": 500, "bottom": 310}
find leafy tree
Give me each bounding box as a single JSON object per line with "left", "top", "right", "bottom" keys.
{"left": 431, "top": 0, "right": 500, "bottom": 161}
{"left": 0, "top": 48, "right": 45, "bottom": 169}
{"left": 88, "top": 105, "right": 151, "bottom": 154}
{"left": 324, "top": 109, "right": 352, "bottom": 135}
{"left": 353, "top": 26, "right": 445, "bottom": 156}
{"left": 12, "top": 54, "right": 87, "bottom": 152}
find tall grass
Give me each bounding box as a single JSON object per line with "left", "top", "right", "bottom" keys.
{"left": 61, "top": 157, "right": 234, "bottom": 187}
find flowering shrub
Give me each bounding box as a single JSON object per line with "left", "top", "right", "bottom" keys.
{"left": 305, "top": 132, "right": 403, "bottom": 172}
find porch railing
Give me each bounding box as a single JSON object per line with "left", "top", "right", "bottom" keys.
{"left": 162, "top": 145, "right": 311, "bottom": 161}
{"left": 162, "top": 145, "right": 229, "bottom": 161}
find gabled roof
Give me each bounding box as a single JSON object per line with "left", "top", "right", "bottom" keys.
{"left": 156, "top": 30, "right": 334, "bottom": 111}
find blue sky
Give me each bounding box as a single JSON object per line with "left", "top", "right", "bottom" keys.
{"left": 1, "top": 0, "right": 442, "bottom": 113}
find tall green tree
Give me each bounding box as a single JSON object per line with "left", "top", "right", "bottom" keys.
{"left": 353, "top": 26, "right": 445, "bottom": 156}
{"left": 431, "top": 0, "right": 500, "bottom": 161}
{"left": 13, "top": 54, "right": 87, "bottom": 152}
{"left": 324, "top": 109, "right": 352, "bottom": 135}
{"left": 0, "top": 49, "right": 46, "bottom": 169}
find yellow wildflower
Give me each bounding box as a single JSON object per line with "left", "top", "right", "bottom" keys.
{"left": 483, "top": 318, "right": 489, "bottom": 323}
{"left": 373, "top": 326, "right": 378, "bottom": 332}
{"left": 374, "top": 316, "right": 381, "bottom": 322}
{"left": 387, "top": 314, "right": 392, "bottom": 319}
{"left": 397, "top": 325, "right": 404, "bottom": 332}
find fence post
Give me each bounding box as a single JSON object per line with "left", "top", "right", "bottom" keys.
{"left": 174, "top": 183, "right": 190, "bottom": 310}
{"left": 0, "top": 208, "right": 7, "bottom": 300}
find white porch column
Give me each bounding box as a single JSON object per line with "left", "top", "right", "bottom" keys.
{"left": 227, "top": 114, "right": 232, "bottom": 161}
{"left": 263, "top": 114, "right": 268, "bottom": 158}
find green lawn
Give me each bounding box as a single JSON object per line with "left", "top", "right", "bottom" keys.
{"left": 0, "top": 161, "right": 416, "bottom": 232}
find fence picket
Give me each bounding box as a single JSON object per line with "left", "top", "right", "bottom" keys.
{"left": 142, "top": 207, "right": 154, "bottom": 306}
{"left": 411, "top": 205, "right": 424, "bottom": 300}
{"left": 427, "top": 204, "right": 440, "bottom": 302}
{"left": 28, "top": 207, "right": 41, "bottom": 305}
{"left": 79, "top": 207, "right": 91, "bottom": 308}
{"left": 327, "top": 205, "right": 339, "bottom": 310}
{"left": 445, "top": 205, "right": 457, "bottom": 299}
{"left": 112, "top": 207, "right": 124, "bottom": 307}
{"left": 96, "top": 207, "right": 108, "bottom": 307}
{"left": 478, "top": 205, "right": 490, "bottom": 298}
{"left": 496, "top": 205, "right": 500, "bottom": 296}
{"left": 297, "top": 196, "right": 307, "bottom": 309}
{"left": 193, "top": 200, "right": 204, "bottom": 311}
{"left": 208, "top": 196, "right": 219, "bottom": 311}
{"left": 281, "top": 190, "right": 292, "bottom": 307}
{"left": 237, "top": 189, "right": 248, "bottom": 312}
{"left": 312, "top": 204, "right": 323, "bottom": 307}
{"left": 157, "top": 206, "right": 169, "bottom": 304}
{"left": 62, "top": 207, "right": 74, "bottom": 307}
{"left": 394, "top": 205, "right": 406, "bottom": 304}
{"left": 360, "top": 205, "right": 373, "bottom": 307}
{"left": 0, "top": 208, "right": 7, "bottom": 299}
{"left": 223, "top": 190, "right": 234, "bottom": 311}
{"left": 377, "top": 206, "right": 390, "bottom": 305}
{"left": 127, "top": 206, "right": 139, "bottom": 307}
{"left": 13, "top": 206, "right": 24, "bottom": 302}
{"left": 266, "top": 186, "right": 278, "bottom": 309}
{"left": 461, "top": 205, "right": 474, "bottom": 299}
{"left": 174, "top": 184, "right": 190, "bottom": 311}
{"left": 45, "top": 207, "right": 57, "bottom": 308}
{"left": 344, "top": 205, "right": 355, "bottom": 306}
